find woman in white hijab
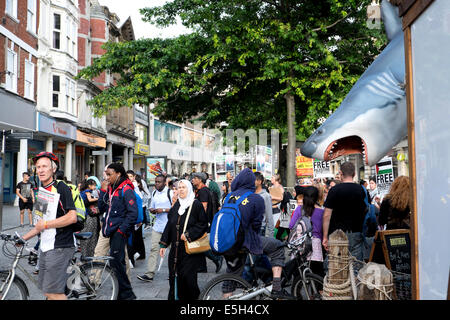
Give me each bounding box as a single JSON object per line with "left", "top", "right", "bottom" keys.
{"left": 159, "top": 179, "right": 208, "bottom": 300}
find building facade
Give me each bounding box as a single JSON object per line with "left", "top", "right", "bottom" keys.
{"left": 0, "top": 0, "right": 39, "bottom": 203}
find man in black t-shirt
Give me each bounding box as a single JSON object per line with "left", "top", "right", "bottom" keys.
{"left": 322, "top": 162, "right": 367, "bottom": 262}
{"left": 16, "top": 172, "right": 34, "bottom": 227}
{"left": 192, "top": 172, "right": 223, "bottom": 273}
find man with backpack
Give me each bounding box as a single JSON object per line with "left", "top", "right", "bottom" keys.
{"left": 137, "top": 174, "right": 173, "bottom": 282}
{"left": 210, "top": 168, "right": 293, "bottom": 299}
{"left": 19, "top": 152, "right": 78, "bottom": 300}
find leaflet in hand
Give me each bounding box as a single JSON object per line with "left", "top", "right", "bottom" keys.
{"left": 34, "top": 187, "right": 60, "bottom": 222}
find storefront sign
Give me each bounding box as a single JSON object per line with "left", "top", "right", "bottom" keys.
{"left": 135, "top": 143, "right": 150, "bottom": 156}
{"left": 76, "top": 130, "right": 106, "bottom": 148}
{"left": 38, "top": 113, "right": 77, "bottom": 140}
{"left": 107, "top": 133, "right": 134, "bottom": 148}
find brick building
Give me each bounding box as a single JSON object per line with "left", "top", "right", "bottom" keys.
{"left": 0, "top": 0, "right": 39, "bottom": 203}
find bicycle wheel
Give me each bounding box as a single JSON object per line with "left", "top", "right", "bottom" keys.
{"left": 199, "top": 274, "right": 254, "bottom": 300}
{"left": 67, "top": 262, "right": 118, "bottom": 300}
{"left": 0, "top": 272, "right": 29, "bottom": 300}
{"left": 291, "top": 273, "right": 323, "bottom": 300}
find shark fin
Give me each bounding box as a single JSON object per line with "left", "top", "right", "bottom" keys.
{"left": 381, "top": 0, "right": 402, "bottom": 41}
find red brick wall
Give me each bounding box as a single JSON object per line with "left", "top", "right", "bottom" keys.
{"left": 79, "top": 0, "right": 87, "bottom": 16}
{"left": 78, "top": 36, "right": 86, "bottom": 67}
{"left": 0, "top": 0, "right": 39, "bottom": 101}
{"left": 0, "top": 0, "right": 39, "bottom": 49}
{"left": 91, "top": 40, "right": 106, "bottom": 55}
{"left": 90, "top": 18, "right": 106, "bottom": 40}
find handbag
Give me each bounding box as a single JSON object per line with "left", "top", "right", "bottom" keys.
{"left": 183, "top": 203, "right": 210, "bottom": 254}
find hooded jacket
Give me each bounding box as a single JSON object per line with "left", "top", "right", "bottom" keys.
{"left": 230, "top": 168, "right": 265, "bottom": 255}
{"left": 98, "top": 178, "right": 138, "bottom": 238}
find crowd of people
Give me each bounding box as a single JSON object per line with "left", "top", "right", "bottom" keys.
{"left": 15, "top": 151, "right": 412, "bottom": 300}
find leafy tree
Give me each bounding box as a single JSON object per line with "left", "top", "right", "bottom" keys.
{"left": 78, "top": 0, "right": 387, "bottom": 186}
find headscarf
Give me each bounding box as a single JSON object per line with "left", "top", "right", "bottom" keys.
{"left": 177, "top": 179, "right": 196, "bottom": 216}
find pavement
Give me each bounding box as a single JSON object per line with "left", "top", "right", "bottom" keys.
{"left": 0, "top": 205, "right": 221, "bottom": 300}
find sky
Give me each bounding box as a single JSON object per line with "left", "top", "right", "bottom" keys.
{"left": 98, "top": 0, "right": 191, "bottom": 39}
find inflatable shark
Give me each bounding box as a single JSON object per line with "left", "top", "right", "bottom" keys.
{"left": 301, "top": 0, "right": 407, "bottom": 166}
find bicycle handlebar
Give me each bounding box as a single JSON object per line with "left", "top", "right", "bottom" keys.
{"left": 0, "top": 233, "right": 26, "bottom": 245}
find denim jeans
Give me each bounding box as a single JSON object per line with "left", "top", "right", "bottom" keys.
{"left": 346, "top": 232, "right": 364, "bottom": 262}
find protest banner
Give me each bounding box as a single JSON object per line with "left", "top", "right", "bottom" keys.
{"left": 376, "top": 156, "right": 394, "bottom": 198}
{"left": 296, "top": 148, "right": 313, "bottom": 177}
{"left": 313, "top": 160, "right": 333, "bottom": 179}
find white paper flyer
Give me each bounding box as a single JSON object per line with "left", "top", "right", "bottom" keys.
{"left": 34, "top": 187, "right": 60, "bottom": 252}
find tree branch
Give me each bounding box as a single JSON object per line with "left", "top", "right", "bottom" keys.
{"left": 312, "top": 14, "right": 350, "bottom": 32}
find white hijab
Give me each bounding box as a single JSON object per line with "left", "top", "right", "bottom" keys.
{"left": 177, "top": 180, "right": 196, "bottom": 215}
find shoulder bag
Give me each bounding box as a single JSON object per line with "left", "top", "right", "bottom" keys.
{"left": 183, "top": 202, "right": 210, "bottom": 254}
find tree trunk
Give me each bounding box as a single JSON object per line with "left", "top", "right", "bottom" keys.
{"left": 285, "top": 92, "right": 296, "bottom": 188}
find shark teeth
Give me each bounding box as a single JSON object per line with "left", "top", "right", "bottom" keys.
{"left": 362, "top": 142, "right": 367, "bottom": 163}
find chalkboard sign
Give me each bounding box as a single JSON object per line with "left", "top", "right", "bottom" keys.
{"left": 369, "top": 229, "right": 412, "bottom": 300}
{"left": 384, "top": 231, "right": 411, "bottom": 274}
{"left": 369, "top": 229, "right": 411, "bottom": 273}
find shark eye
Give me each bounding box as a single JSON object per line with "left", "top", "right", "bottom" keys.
{"left": 318, "top": 129, "right": 324, "bottom": 135}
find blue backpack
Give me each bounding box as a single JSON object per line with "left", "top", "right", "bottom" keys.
{"left": 210, "top": 191, "right": 253, "bottom": 256}
{"left": 121, "top": 187, "right": 144, "bottom": 225}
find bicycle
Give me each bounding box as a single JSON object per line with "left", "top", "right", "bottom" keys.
{"left": 0, "top": 232, "right": 118, "bottom": 300}
{"left": 198, "top": 235, "right": 323, "bottom": 300}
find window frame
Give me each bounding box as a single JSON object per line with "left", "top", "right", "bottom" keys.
{"left": 24, "top": 59, "right": 35, "bottom": 100}
{"left": 5, "top": 0, "right": 18, "bottom": 20}
{"left": 53, "top": 13, "right": 61, "bottom": 50}
{"left": 5, "top": 47, "right": 17, "bottom": 93}
{"left": 26, "top": 0, "right": 37, "bottom": 34}
{"left": 52, "top": 75, "right": 60, "bottom": 108}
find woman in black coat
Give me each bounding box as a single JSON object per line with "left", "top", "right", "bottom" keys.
{"left": 159, "top": 179, "right": 208, "bottom": 300}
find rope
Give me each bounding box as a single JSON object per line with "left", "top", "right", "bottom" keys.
{"left": 322, "top": 239, "right": 354, "bottom": 300}
{"left": 356, "top": 273, "right": 394, "bottom": 300}
{"left": 322, "top": 275, "right": 353, "bottom": 300}
{"left": 322, "top": 238, "right": 398, "bottom": 300}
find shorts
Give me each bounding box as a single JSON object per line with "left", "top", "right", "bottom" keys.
{"left": 19, "top": 199, "right": 33, "bottom": 211}
{"left": 38, "top": 247, "right": 75, "bottom": 294}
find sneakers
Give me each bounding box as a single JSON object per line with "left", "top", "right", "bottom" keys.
{"left": 137, "top": 274, "right": 153, "bottom": 282}
{"left": 271, "top": 288, "right": 296, "bottom": 300}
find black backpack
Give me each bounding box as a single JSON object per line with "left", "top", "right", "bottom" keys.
{"left": 152, "top": 188, "right": 172, "bottom": 204}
